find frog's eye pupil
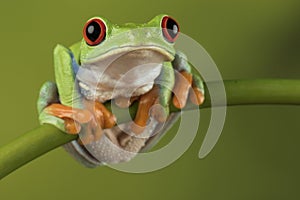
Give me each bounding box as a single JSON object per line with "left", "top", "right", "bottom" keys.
{"left": 172, "top": 25, "right": 178, "bottom": 35}
{"left": 87, "top": 25, "right": 95, "bottom": 35}
{"left": 86, "top": 22, "right": 100, "bottom": 42}
{"left": 83, "top": 18, "right": 106, "bottom": 46}
{"left": 161, "top": 16, "right": 180, "bottom": 43}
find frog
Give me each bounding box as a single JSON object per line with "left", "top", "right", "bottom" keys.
{"left": 37, "top": 14, "right": 205, "bottom": 167}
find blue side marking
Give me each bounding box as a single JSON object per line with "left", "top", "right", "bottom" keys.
{"left": 69, "top": 51, "right": 80, "bottom": 76}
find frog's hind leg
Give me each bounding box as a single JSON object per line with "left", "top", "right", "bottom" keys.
{"left": 38, "top": 82, "right": 66, "bottom": 131}
{"left": 38, "top": 81, "right": 83, "bottom": 134}
{"left": 37, "top": 81, "right": 59, "bottom": 114}
{"left": 130, "top": 62, "right": 175, "bottom": 134}
{"left": 130, "top": 85, "right": 161, "bottom": 134}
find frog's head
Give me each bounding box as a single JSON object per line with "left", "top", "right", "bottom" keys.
{"left": 70, "top": 15, "right": 182, "bottom": 166}
{"left": 79, "top": 14, "right": 179, "bottom": 64}
{"left": 76, "top": 14, "right": 180, "bottom": 102}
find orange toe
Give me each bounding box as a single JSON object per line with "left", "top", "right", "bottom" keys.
{"left": 172, "top": 71, "right": 193, "bottom": 109}
{"left": 94, "top": 101, "right": 116, "bottom": 129}
{"left": 45, "top": 103, "right": 92, "bottom": 124}
{"left": 189, "top": 87, "right": 205, "bottom": 105}
{"left": 132, "top": 86, "right": 159, "bottom": 134}
{"left": 64, "top": 118, "right": 81, "bottom": 134}
{"left": 150, "top": 102, "right": 168, "bottom": 122}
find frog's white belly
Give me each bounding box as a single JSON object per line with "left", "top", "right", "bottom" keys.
{"left": 77, "top": 62, "right": 162, "bottom": 102}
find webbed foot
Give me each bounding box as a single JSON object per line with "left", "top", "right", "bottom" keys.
{"left": 172, "top": 70, "right": 205, "bottom": 109}
{"left": 44, "top": 100, "right": 116, "bottom": 145}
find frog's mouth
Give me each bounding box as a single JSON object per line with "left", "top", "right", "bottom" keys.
{"left": 83, "top": 45, "right": 175, "bottom": 64}
{"left": 77, "top": 46, "right": 174, "bottom": 102}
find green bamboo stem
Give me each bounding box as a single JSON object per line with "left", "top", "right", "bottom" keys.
{"left": 0, "top": 79, "right": 299, "bottom": 180}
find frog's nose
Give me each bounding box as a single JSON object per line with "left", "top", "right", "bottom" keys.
{"left": 125, "top": 28, "right": 155, "bottom": 42}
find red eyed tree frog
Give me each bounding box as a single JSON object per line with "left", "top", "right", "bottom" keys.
{"left": 37, "top": 14, "right": 205, "bottom": 166}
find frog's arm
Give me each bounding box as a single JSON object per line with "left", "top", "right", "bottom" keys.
{"left": 38, "top": 43, "right": 81, "bottom": 113}
{"left": 39, "top": 43, "right": 115, "bottom": 140}
{"left": 53, "top": 44, "right": 81, "bottom": 108}
{"left": 172, "top": 51, "right": 205, "bottom": 107}
{"left": 156, "top": 62, "right": 175, "bottom": 118}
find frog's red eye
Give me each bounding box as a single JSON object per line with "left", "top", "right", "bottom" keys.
{"left": 83, "top": 18, "right": 106, "bottom": 46}
{"left": 161, "top": 16, "right": 180, "bottom": 43}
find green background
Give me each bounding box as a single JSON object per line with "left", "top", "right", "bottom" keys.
{"left": 0, "top": 0, "right": 300, "bottom": 199}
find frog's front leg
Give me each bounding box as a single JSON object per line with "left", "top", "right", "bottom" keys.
{"left": 38, "top": 45, "right": 116, "bottom": 144}
{"left": 130, "top": 52, "right": 205, "bottom": 134}
{"left": 172, "top": 51, "right": 205, "bottom": 108}
{"left": 39, "top": 83, "right": 116, "bottom": 144}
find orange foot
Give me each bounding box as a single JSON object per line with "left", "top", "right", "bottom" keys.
{"left": 44, "top": 100, "right": 116, "bottom": 145}
{"left": 173, "top": 71, "right": 205, "bottom": 109}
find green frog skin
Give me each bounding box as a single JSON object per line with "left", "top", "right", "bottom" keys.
{"left": 37, "top": 14, "right": 204, "bottom": 166}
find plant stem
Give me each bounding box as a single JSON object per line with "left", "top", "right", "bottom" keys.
{"left": 0, "top": 125, "right": 76, "bottom": 180}
{"left": 0, "top": 79, "right": 300, "bottom": 179}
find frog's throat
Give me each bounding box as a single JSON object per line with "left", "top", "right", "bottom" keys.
{"left": 77, "top": 46, "right": 174, "bottom": 102}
